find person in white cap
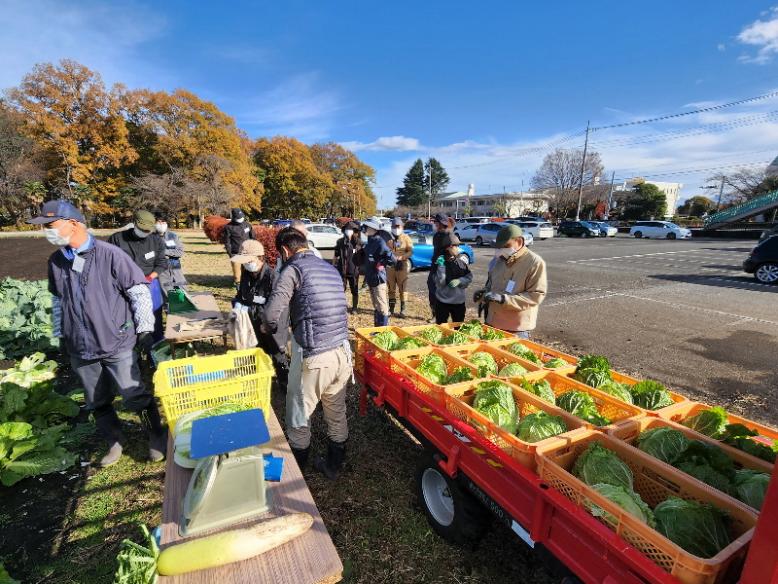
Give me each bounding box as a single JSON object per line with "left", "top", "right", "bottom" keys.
{"left": 387, "top": 217, "right": 413, "bottom": 317}
{"left": 361, "top": 218, "right": 396, "bottom": 326}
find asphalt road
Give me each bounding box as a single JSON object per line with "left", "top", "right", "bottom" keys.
{"left": 404, "top": 235, "right": 778, "bottom": 426}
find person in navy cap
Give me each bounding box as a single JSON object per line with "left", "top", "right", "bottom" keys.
{"left": 361, "top": 219, "right": 396, "bottom": 326}
{"left": 29, "top": 200, "right": 167, "bottom": 467}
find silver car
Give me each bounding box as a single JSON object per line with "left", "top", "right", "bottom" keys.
{"left": 457, "top": 222, "right": 533, "bottom": 246}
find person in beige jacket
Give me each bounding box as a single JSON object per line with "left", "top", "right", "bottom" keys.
{"left": 477, "top": 224, "right": 547, "bottom": 338}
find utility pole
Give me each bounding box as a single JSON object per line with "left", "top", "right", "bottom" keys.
{"left": 575, "top": 120, "right": 590, "bottom": 221}
{"left": 604, "top": 171, "right": 616, "bottom": 220}
{"left": 427, "top": 161, "right": 433, "bottom": 220}
{"left": 716, "top": 176, "right": 726, "bottom": 211}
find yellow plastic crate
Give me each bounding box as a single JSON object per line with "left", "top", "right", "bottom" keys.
{"left": 153, "top": 348, "right": 274, "bottom": 431}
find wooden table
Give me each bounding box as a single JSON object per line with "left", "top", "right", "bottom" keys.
{"left": 165, "top": 292, "right": 229, "bottom": 355}
{"left": 159, "top": 409, "right": 343, "bottom": 584}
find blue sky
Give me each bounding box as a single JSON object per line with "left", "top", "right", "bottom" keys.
{"left": 2, "top": 0, "right": 778, "bottom": 208}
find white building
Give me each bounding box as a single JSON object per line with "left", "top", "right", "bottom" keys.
{"left": 616, "top": 178, "right": 683, "bottom": 218}
{"left": 433, "top": 191, "right": 551, "bottom": 218}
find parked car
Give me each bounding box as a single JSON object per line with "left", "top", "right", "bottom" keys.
{"left": 743, "top": 235, "right": 778, "bottom": 284}
{"left": 629, "top": 221, "right": 692, "bottom": 240}
{"left": 406, "top": 221, "right": 435, "bottom": 236}
{"left": 506, "top": 220, "right": 555, "bottom": 240}
{"left": 583, "top": 221, "right": 618, "bottom": 237}
{"left": 454, "top": 217, "right": 492, "bottom": 232}
{"left": 558, "top": 221, "right": 600, "bottom": 238}
{"left": 408, "top": 234, "right": 476, "bottom": 271}
{"left": 457, "top": 222, "right": 502, "bottom": 245}
{"left": 305, "top": 223, "right": 342, "bottom": 249}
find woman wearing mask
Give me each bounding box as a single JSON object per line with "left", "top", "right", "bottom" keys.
{"left": 361, "top": 219, "right": 396, "bottom": 326}
{"left": 230, "top": 240, "right": 289, "bottom": 388}
{"left": 333, "top": 221, "right": 362, "bottom": 313}
{"left": 433, "top": 233, "right": 472, "bottom": 324}
{"left": 387, "top": 217, "right": 414, "bottom": 317}
{"left": 154, "top": 214, "right": 187, "bottom": 294}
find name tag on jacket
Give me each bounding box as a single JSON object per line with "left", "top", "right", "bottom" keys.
{"left": 144, "top": 250, "right": 155, "bottom": 260}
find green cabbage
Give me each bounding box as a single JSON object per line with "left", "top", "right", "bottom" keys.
{"left": 543, "top": 357, "right": 568, "bottom": 369}
{"left": 506, "top": 343, "right": 542, "bottom": 364}
{"left": 682, "top": 406, "right": 729, "bottom": 438}
{"left": 372, "top": 330, "right": 399, "bottom": 351}
{"left": 574, "top": 367, "right": 612, "bottom": 388}
{"left": 672, "top": 440, "right": 736, "bottom": 495}
{"left": 573, "top": 442, "right": 633, "bottom": 490}
{"left": 458, "top": 320, "right": 484, "bottom": 338}
{"left": 445, "top": 366, "right": 474, "bottom": 385}
{"left": 416, "top": 327, "right": 444, "bottom": 344}
{"left": 676, "top": 461, "right": 733, "bottom": 495}
{"left": 598, "top": 380, "right": 633, "bottom": 404}
{"left": 629, "top": 380, "right": 674, "bottom": 411}
{"left": 472, "top": 381, "right": 518, "bottom": 433}
{"left": 439, "top": 332, "right": 471, "bottom": 345}
{"left": 415, "top": 354, "right": 448, "bottom": 384}
{"left": 732, "top": 469, "right": 770, "bottom": 510}
{"left": 394, "top": 336, "right": 427, "bottom": 350}
{"left": 576, "top": 354, "right": 611, "bottom": 373}
{"left": 468, "top": 351, "right": 499, "bottom": 376}
{"left": 520, "top": 379, "right": 556, "bottom": 405}
{"left": 654, "top": 498, "right": 731, "bottom": 559}
{"left": 557, "top": 391, "right": 611, "bottom": 426}
{"left": 497, "top": 362, "right": 528, "bottom": 377}
{"left": 481, "top": 328, "right": 505, "bottom": 341}
{"left": 516, "top": 412, "right": 567, "bottom": 443}
{"left": 637, "top": 427, "right": 691, "bottom": 464}
{"left": 590, "top": 483, "right": 655, "bottom": 528}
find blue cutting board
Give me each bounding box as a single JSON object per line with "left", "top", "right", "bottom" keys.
{"left": 189, "top": 408, "right": 270, "bottom": 459}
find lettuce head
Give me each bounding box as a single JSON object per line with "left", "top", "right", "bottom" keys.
{"left": 573, "top": 442, "right": 633, "bottom": 490}
{"left": 591, "top": 483, "right": 655, "bottom": 528}
{"left": 654, "top": 498, "right": 731, "bottom": 559}
{"left": 472, "top": 381, "right": 518, "bottom": 433}
{"left": 516, "top": 412, "right": 567, "bottom": 443}
{"left": 497, "top": 362, "right": 528, "bottom": 378}
{"left": 468, "top": 352, "right": 499, "bottom": 376}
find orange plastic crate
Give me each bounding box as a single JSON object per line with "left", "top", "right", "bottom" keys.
{"left": 399, "top": 324, "right": 480, "bottom": 348}
{"left": 502, "top": 370, "right": 645, "bottom": 431}
{"left": 440, "top": 343, "right": 543, "bottom": 376}
{"left": 491, "top": 338, "right": 578, "bottom": 373}
{"left": 389, "top": 346, "right": 482, "bottom": 403}
{"left": 536, "top": 431, "right": 757, "bottom": 584}
{"left": 354, "top": 326, "right": 427, "bottom": 376}
{"left": 657, "top": 402, "right": 778, "bottom": 468}
{"left": 439, "top": 321, "right": 513, "bottom": 342}
{"left": 445, "top": 380, "right": 587, "bottom": 470}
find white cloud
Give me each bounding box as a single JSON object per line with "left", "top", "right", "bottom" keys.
{"left": 717, "top": 43, "right": 727, "bottom": 52}
{"left": 341, "top": 135, "right": 422, "bottom": 152}
{"left": 736, "top": 7, "right": 778, "bottom": 64}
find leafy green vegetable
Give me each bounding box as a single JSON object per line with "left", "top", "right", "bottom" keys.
{"left": 654, "top": 498, "right": 731, "bottom": 559}
{"left": 439, "top": 332, "right": 471, "bottom": 345}
{"left": 113, "top": 523, "right": 159, "bottom": 584}
{"left": 516, "top": 412, "right": 567, "bottom": 443}
{"left": 468, "top": 352, "right": 498, "bottom": 376}
{"left": 416, "top": 327, "right": 444, "bottom": 344}
{"left": 0, "top": 421, "right": 77, "bottom": 486}
{"left": 682, "top": 407, "right": 728, "bottom": 438}
{"left": 472, "top": 381, "right": 518, "bottom": 433}
{"left": 590, "top": 483, "right": 655, "bottom": 528}
{"left": 0, "top": 563, "right": 20, "bottom": 584}
{"left": 445, "top": 367, "right": 474, "bottom": 385}
{"left": 480, "top": 328, "right": 505, "bottom": 341}
{"left": 676, "top": 461, "right": 733, "bottom": 495}
{"left": 520, "top": 379, "right": 555, "bottom": 405}
{"left": 557, "top": 391, "right": 611, "bottom": 426}
{"left": 497, "top": 362, "right": 528, "bottom": 377}
{"left": 573, "top": 442, "right": 633, "bottom": 489}
{"left": 371, "top": 330, "right": 399, "bottom": 351}
{"left": 597, "top": 380, "right": 633, "bottom": 404}
{"left": 637, "top": 427, "right": 690, "bottom": 464}
{"left": 718, "top": 423, "right": 778, "bottom": 463}
{"left": 0, "top": 278, "right": 57, "bottom": 360}
{"left": 732, "top": 470, "right": 769, "bottom": 511}
{"left": 415, "top": 354, "right": 448, "bottom": 385}
{"left": 0, "top": 353, "right": 57, "bottom": 387}
{"left": 458, "top": 320, "right": 484, "bottom": 338}
{"left": 543, "top": 357, "right": 568, "bottom": 369}
{"left": 506, "top": 343, "right": 541, "bottom": 364}
{"left": 574, "top": 367, "right": 611, "bottom": 388}
{"left": 576, "top": 354, "right": 611, "bottom": 373}
{"left": 629, "top": 380, "right": 674, "bottom": 411}
{"left": 394, "top": 337, "right": 426, "bottom": 350}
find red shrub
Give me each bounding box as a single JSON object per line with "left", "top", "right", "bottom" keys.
{"left": 253, "top": 225, "right": 281, "bottom": 268}
{"left": 335, "top": 217, "right": 352, "bottom": 229}
{"left": 203, "top": 215, "right": 228, "bottom": 242}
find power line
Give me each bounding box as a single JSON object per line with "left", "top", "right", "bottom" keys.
{"left": 611, "top": 160, "right": 771, "bottom": 182}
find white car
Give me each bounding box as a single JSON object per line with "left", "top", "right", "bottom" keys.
{"left": 629, "top": 221, "right": 692, "bottom": 240}
{"left": 584, "top": 221, "right": 618, "bottom": 237}
{"left": 305, "top": 223, "right": 342, "bottom": 249}
{"left": 457, "top": 222, "right": 534, "bottom": 246}
{"left": 454, "top": 217, "right": 492, "bottom": 232}
{"left": 508, "top": 220, "right": 555, "bottom": 240}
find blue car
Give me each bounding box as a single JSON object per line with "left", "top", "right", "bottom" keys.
{"left": 407, "top": 234, "right": 475, "bottom": 271}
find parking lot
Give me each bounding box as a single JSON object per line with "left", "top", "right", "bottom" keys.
{"left": 407, "top": 235, "right": 778, "bottom": 426}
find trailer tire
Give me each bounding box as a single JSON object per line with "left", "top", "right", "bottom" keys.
{"left": 415, "top": 450, "right": 488, "bottom": 546}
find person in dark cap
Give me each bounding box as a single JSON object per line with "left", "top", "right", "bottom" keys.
{"left": 475, "top": 224, "right": 547, "bottom": 339}
{"left": 333, "top": 221, "right": 362, "bottom": 313}
{"left": 108, "top": 209, "right": 168, "bottom": 341}
{"left": 29, "top": 200, "right": 166, "bottom": 467}
{"left": 222, "top": 208, "right": 256, "bottom": 288}
{"left": 154, "top": 213, "right": 187, "bottom": 293}
{"left": 361, "top": 218, "right": 396, "bottom": 326}
{"left": 433, "top": 233, "right": 472, "bottom": 324}
{"left": 387, "top": 217, "right": 413, "bottom": 317}
{"left": 427, "top": 213, "right": 455, "bottom": 321}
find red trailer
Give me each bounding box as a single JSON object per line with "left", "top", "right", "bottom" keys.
{"left": 356, "top": 351, "right": 778, "bottom": 584}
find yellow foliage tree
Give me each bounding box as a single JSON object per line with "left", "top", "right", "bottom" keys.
{"left": 310, "top": 142, "right": 377, "bottom": 218}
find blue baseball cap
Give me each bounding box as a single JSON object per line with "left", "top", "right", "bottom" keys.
{"left": 27, "top": 200, "right": 85, "bottom": 225}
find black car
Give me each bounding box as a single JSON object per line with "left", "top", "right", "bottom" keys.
{"left": 743, "top": 235, "right": 778, "bottom": 284}
{"left": 557, "top": 221, "right": 599, "bottom": 237}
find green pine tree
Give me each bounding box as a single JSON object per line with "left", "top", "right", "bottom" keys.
{"left": 424, "top": 157, "right": 450, "bottom": 200}
{"left": 396, "top": 158, "right": 426, "bottom": 207}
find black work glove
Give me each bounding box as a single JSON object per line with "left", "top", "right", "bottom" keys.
{"left": 473, "top": 289, "right": 486, "bottom": 303}
{"left": 137, "top": 332, "right": 154, "bottom": 352}
{"left": 483, "top": 291, "right": 505, "bottom": 304}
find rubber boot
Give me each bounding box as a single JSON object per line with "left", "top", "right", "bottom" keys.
{"left": 291, "top": 446, "right": 310, "bottom": 468}
{"left": 374, "top": 310, "right": 382, "bottom": 327}
{"left": 94, "top": 406, "right": 125, "bottom": 467}
{"left": 398, "top": 301, "right": 407, "bottom": 318}
{"left": 388, "top": 299, "right": 396, "bottom": 315}
{"left": 313, "top": 439, "right": 346, "bottom": 480}
{"left": 140, "top": 401, "right": 168, "bottom": 462}
{"left": 350, "top": 293, "right": 359, "bottom": 314}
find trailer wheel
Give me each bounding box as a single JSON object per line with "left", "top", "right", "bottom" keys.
{"left": 415, "top": 450, "right": 487, "bottom": 545}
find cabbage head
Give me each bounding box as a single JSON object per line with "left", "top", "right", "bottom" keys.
{"left": 573, "top": 442, "right": 633, "bottom": 489}
{"left": 372, "top": 330, "right": 399, "bottom": 351}
{"left": 516, "top": 412, "right": 567, "bottom": 443}
{"left": 543, "top": 357, "right": 568, "bottom": 369}
{"left": 598, "top": 380, "right": 633, "bottom": 404}
{"left": 676, "top": 461, "right": 733, "bottom": 495}
{"left": 445, "top": 366, "right": 474, "bottom": 385}
{"left": 497, "top": 362, "right": 528, "bottom": 378}
{"left": 590, "top": 483, "right": 655, "bottom": 528}
{"left": 472, "top": 381, "right": 518, "bottom": 433}
{"left": 458, "top": 320, "right": 484, "bottom": 338}
{"left": 507, "top": 343, "right": 542, "bottom": 364}
{"left": 576, "top": 354, "right": 611, "bottom": 372}
{"left": 416, "top": 327, "right": 444, "bottom": 344}
{"left": 557, "top": 391, "right": 611, "bottom": 426}
{"left": 481, "top": 328, "right": 505, "bottom": 341}
{"left": 732, "top": 469, "right": 769, "bottom": 510}
{"left": 395, "top": 336, "right": 426, "bottom": 350}
{"left": 439, "top": 331, "right": 471, "bottom": 345}
{"left": 415, "top": 354, "right": 447, "bottom": 384}
{"left": 637, "top": 427, "right": 690, "bottom": 464}
{"left": 682, "top": 406, "right": 728, "bottom": 438}
{"left": 629, "top": 380, "right": 674, "bottom": 411}
{"left": 468, "top": 352, "right": 499, "bottom": 376}
{"left": 574, "top": 367, "right": 612, "bottom": 388}
{"left": 520, "top": 379, "right": 556, "bottom": 405}
{"left": 654, "top": 498, "right": 731, "bottom": 559}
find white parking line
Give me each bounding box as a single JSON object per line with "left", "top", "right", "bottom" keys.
{"left": 567, "top": 249, "right": 704, "bottom": 263}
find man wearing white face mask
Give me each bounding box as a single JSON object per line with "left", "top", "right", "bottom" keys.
{"left": 222, "top": 208, "right": 256, "bottom": 288}
{"left": 476, "top": 224, "right": 547, "bottom": 339}
{"left": 154, "top": 213, "right": 187, "bottom": 293}
{"left": 333, "top": 221, "right": 362, "bottom": 313}
{"left": 387, "top": 217, "right": 413, "bottom": 317}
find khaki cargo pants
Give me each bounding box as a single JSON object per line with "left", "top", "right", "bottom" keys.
{"left": 286, "top": 344, "right": 351, "bottom": 450}
{"left": 369, "top": 283, "right": 390, "bottom": 317}
{"left": 230, "top": 260, "right": 242, "bottom": 284}
{"left": 387, "top": 264, "right": 410, "bottom": 302}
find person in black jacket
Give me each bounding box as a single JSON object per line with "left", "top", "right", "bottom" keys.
{"left": 221, "top": 208, "right": 255, "bottom": 288}
{"left": 332, "top": 221, "right": 361, "bottom": 313}
{"left": 230, "top": 239, "right": 289, "bottom": 390}
{"left": 427, "top": 213, "right": 455, "bottom": 321}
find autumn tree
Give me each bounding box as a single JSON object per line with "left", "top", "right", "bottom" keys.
{"left": 531, "top": 148, "right": 605, "bottom": 215}
{"left": 396, "top": 159, "right": 426, "bottom": 207}
{"left": 706, "top": 169, "right": 778, "bottom": 206}
{"left": 310, "top": 142, "right": 377, "bottom": 218}
{"left": 677, "top": 195, "right": 715, "bottom": 217}
{"left": 253, "top": 136, "right": 335, "bottom": 219}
